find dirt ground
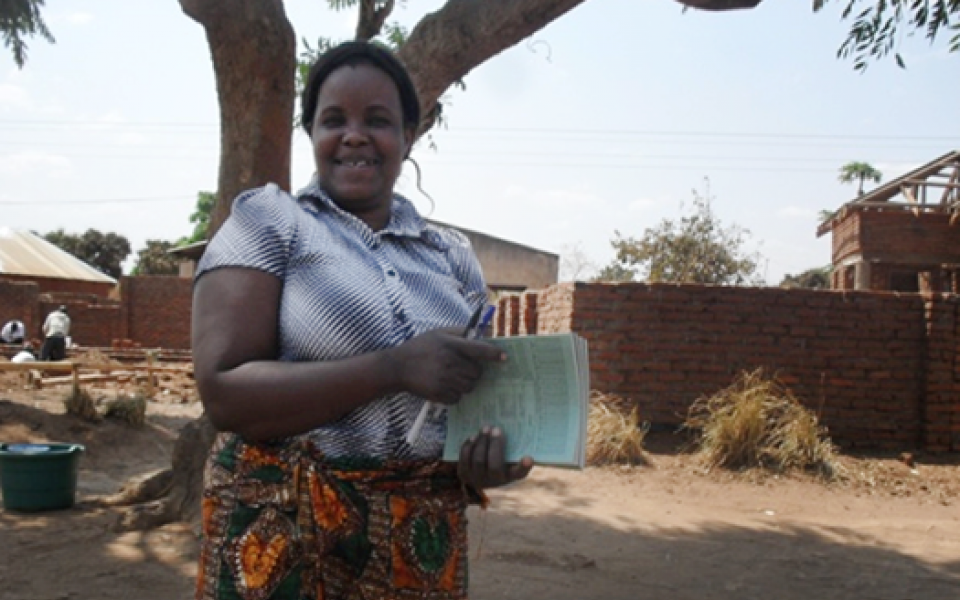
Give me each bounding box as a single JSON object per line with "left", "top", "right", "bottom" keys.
{"left": 1, "top": 363, "right": 959, "bottom": 600}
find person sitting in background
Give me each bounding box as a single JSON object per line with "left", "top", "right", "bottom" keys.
{"left": 40, "top": 305, "right": 71, "bottom": 361}
{"left": 1, "top": 319, "right": 25, "bottom": 344}
{"left": 11, "top": 342, "right": 36, "bottom": 363}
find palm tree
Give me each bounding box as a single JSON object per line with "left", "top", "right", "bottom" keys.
{"left": 838, "top": 161, "right": 883, "bottom": 196}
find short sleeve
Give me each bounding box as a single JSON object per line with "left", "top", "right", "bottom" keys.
{"left": 195, "top": 184, "right": 298, "bottom": 282}
{"left": 437, "top": 227, "right": 488, "bottom": 309}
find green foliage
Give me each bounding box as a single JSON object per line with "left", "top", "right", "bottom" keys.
{"left": 814, "top": 0, "right": 960, "bottom": 71}
{"left": 604, "top": 179, "right": 763, "bottom": 286}
{"left": 838, "top": 161, "right": 883, "bottom": 195}
{"left": 0, "top": 0, "right": 54, "bottom": 68}
{"left": 296, "top": 1, "right": 408, "bottom": 103}
{"left": 293, "top": 0, "right": 463, "bottom": 138}
{"left": 185, "top": 190, "right": 215, "bottom": 244}
{"left": 44, "top": 228, "right": 131, "bottom": 279}
{"left": 132, "top": 240, "right": 179, "bottom": 276}
{"left": 296, "top": 36, "right": 338, "bottom": 108}
{"left": 592, "top": 262, "right": 636, "bottom": 283}
{"left": 780, "top": 266, "right": 832, "bottom": 289}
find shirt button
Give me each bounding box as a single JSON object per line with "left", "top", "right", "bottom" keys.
{"left": 386, "top": 269, "right": 396, "bottom": 277}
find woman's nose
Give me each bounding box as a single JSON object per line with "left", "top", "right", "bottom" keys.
{"left": 342, "top": 123, "right": 368, "bottom": 145}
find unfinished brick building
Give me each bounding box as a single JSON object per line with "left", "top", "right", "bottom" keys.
{"left": 817, "top": 150, "right": 960, "bottom": 292}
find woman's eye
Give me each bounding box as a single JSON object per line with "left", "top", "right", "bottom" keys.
{"left": 321, "top": 116, "right": 344, "bottom": 127}
{"left": 368, "top": 116, "right": 391, "bottom": 127}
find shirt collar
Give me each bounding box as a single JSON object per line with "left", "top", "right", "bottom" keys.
{"left": 295, "top": 174, "right": 440, "bottom": 245}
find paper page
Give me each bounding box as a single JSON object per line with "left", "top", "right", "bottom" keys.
{"left": 443, "top": 333, "right": 587, "bottom": 467}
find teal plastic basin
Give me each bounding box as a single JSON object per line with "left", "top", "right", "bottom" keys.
{"left": 0, "top": 443, "right": 85, "bottom": 511}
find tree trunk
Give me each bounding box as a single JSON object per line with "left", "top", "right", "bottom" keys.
{"left": 118, "top": 0, "right": 764, "bottom": 531}
{"left": 180, "top": 0, "right": 297, "bottom": 234}
{"left": 117, "top": 0, "right": 295, "bottom": 531}
{"left": 115, "top": 415, "right": 217, "bottom": 531}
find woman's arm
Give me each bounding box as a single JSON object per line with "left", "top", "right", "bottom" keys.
{"left": 192, "top": 267, "right": 503, "bottom": 441}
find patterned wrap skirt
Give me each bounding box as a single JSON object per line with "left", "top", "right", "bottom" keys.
{"left": 196, "top": 433, "right": 475, "bottom": 600}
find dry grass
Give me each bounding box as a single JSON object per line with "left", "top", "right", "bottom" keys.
{"left": 684, "top": 368, "right": 839, "bottom": 479}
{"left": 103, "top": 391, "right": 148, "bottom": 427}
{"left": 63, "top": 385, "right": 100, "bottom": 422}
{"left": 73, "top": 349, "right": 123, "bottom": 368}
{"left": 587, "top": 391, "right": 649, "bottom": 466}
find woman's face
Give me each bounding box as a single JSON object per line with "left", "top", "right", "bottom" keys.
{"left": 311, "top": 63, "right": 412, "bottom": 229}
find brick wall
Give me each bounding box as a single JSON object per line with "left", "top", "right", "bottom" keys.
{"left": 922, "top": 295, "right": 960, "bottom": 452}
{"left": 831, "top": 211, "right": 861, "bottom": 263}
{"left": 498, "top": 282, "right": 959, "bottom": 452}
{"left": 859, "top": 211, "right": 960, "bottom": 263}
{"left": 37, "top": 297, "right": 121, "bottom": 347}
{"left": 0, "top": 280, "right": 40, "bottom": 340}
{"left": 0, "top": 276, "right": 192, "bottom": 350}
{"left": 121, "top": 276, "right": 193, "bottom": 350}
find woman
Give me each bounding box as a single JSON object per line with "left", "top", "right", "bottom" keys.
{"left": 192, "top": 41, "right": 533, "bottom": 600}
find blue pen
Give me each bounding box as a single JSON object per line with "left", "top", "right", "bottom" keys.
{"left": 465, "top": 304, "right": 495, "bottom": 340}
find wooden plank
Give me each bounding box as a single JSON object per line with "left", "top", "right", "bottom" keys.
{"left": 74, "top": 363, "right": 192, "bottom": 374}
{"left": 902, "top": 179, "right": 960, "bottom": 189}
{"left": 41, "top": 372, "right": 136, "bottom": 386}
{"left": 0, "top": 362, "right": 76, "bottom": 373}
{"left": 940, "top": 168, "right": 959, "bottom": 205}
{"left": 901, "top": 185, "right": 919, "bottom": 204}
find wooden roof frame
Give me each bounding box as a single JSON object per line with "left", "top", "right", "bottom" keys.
{"left": 817, "top": 150, "right": 960, "bottom": 238}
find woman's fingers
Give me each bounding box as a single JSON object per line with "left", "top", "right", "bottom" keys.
{"left": 458, "top": 427, "right": 534, "bottom": 489}
{"left": 507, "top": 456, "right": 535, "bottom": 483}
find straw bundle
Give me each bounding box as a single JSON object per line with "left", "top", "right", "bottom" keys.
{"left": 587, "top": 391, "right": 648, "bottom": 466}
{"left": 684, "top": 368, "right": 838, "bottom": 478}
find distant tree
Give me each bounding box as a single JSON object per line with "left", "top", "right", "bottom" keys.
{"left": 780, "top": 266, "right": 832, "bottom": 289}
{"left": 606, "top": 179, "right": 763, "bottom": 286}
{"left": 838, "top": 161, "right": 883, "bottom": 196}
{"left": 592, "top": 262, "right": 636, "bottom": 283}
{"left": 44, "top": 229, "right": 131, "bottom": 279}
{"left": 132, "top": 240, "right": 180, "bottom": 276}
{"left": 1, "top": 0, "right": 54, "bottom": 68}
{"left": 183, "top": 190, "right": 215, "bottom": 244}
{"left": 814, "top": 0, "right": 960, "bottom": 71}
{"left": 558, "top": 242, "right": 598, "bottom": 282}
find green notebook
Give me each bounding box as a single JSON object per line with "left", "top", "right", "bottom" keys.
{"left": 442, "top": 332, "right": 590, "bottom": 469}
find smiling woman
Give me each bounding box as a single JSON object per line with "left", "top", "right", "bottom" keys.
{"left": 190, "top": 41, "right": 533, "bottom": 600}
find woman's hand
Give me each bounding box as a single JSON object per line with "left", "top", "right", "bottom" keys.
{"left": 388, "top": 328, "right": 504, "bottom": 405}
{"left": 458, "top": 426, "right": 534, "bottom": 490}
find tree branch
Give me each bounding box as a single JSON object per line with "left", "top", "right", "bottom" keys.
{"left": 673, "top": 0, "right": 762, "bottom": 10}
{"left": 397, "top": 0, "right": 586, "bottom": 137}
{"left": 356, "top": 0, "right": 395, "bottom": 41}
{"left": 398, "top": 0, "right": 764, "bottom": 139}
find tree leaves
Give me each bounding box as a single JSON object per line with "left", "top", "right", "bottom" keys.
{"left": 0, "top": 0, "right": 54, "bottom": 68}
{"left": 596, "top": 179, "right": 763, "bottom": 286}
{"left": 838, "top": 161, "right": 882, "bottom": 195}
{"left": 44, "top": 229, "right": 131, "bottom": 279}
{"left": 132, "top": 240, "right": 180, "bottom": 276}
{"left": 820, "top": 0, "right": 959, "bottom": 71}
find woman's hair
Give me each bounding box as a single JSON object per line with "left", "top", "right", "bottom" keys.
{"left": 300, "top": 41, "right": 421, "bottom": 136}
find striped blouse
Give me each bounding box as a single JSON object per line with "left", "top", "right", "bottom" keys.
{"left": 196, "top": 178, "right": 487, "bottom": 460}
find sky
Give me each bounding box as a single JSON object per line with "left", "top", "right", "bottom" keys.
{"left": 1, "top": 0, "right": 958, "bottom": 284}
